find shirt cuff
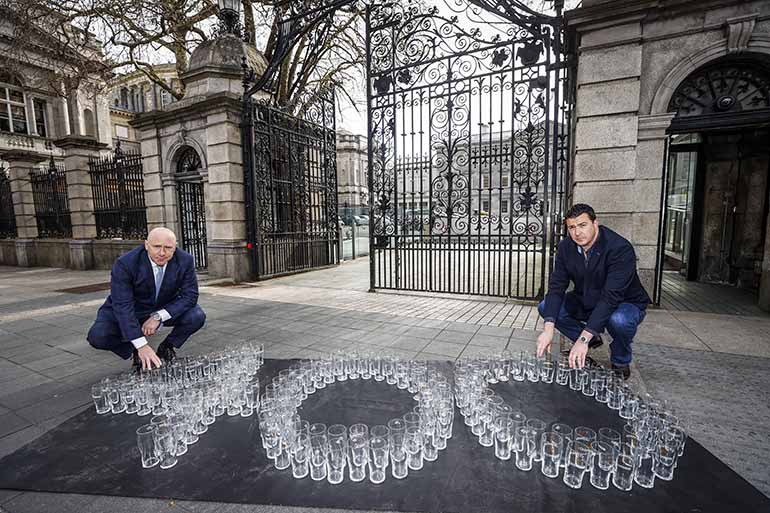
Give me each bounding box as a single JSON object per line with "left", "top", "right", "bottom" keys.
{"left": 156, "top": 309, "right": 171, "bottom": 322}
{"left": 131, "top": 336, "right": 148, "bottom": 349}
{"left": 543, "top": 317, "right": 556, "bottom": 324}
{"left": 584, "top": 326, "right": 601, "bottom": 339}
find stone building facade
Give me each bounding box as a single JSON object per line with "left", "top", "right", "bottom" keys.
{"left": 336, "top": 129, "right": 368, "bottom": 222}
{"left": 566, "top": 0, "right": 770, "bottom": 309}
{"left": 0, "top": 10, "right": 114, "bottom": 269}
{"left": 108, "top": 64, "right": 180, "bottom": 153}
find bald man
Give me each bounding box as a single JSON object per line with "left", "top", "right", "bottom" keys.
{"left": 87, "top": 227, "right": 206, "bottom": 371}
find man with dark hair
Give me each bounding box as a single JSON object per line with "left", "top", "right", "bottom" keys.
{"left": 536, "top": 203, "right": 650, "bottom": 379}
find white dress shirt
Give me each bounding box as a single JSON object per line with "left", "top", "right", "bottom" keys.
{"left": 130, "top": 256, "right": 171, "bottom": 350}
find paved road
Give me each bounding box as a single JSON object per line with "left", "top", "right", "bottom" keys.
{"left": 0, "top": 259, "right": 768, "bottom": 512}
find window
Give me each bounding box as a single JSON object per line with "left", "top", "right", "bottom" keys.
{"left": 481, "top": 199, "right": 490, "bottom": 214}
{"left": 501, "top": 175, "right": 510, "bottom": 188}
{"left": 482, "top": 174, "right": 490, "bottom": 188}
{"left": 0, "top": 79, "right": 28, "bottom": 134}
{"left": 33, "top": 99, "right": 47, "bottom": 137}
{"left": 501, "top": 199, "right": 509, "bottom": 214}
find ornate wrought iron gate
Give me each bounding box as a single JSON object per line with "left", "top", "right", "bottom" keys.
{"left": 243, "top": 98, "right": 340, "bottom": 279}
{"left": 176, "top": 180, "right": 207, "bottom": 270}
{"left": 366, "top": 1, "right": 573, "bottom": 300}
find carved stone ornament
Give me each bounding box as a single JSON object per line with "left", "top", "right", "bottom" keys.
{"left": 725, "top": 14, "right": 757, "bottom": 53}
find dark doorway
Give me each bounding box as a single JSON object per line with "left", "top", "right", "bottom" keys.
{"left": 175, "top": 146, "right": 208, "bottom": 270}
{"left": 661, "top": 129, "right": 770, "bottom": 309}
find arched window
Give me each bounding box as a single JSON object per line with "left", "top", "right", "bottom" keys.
{"left": 176, "top": 146, "right": 202, "bottom": 175}
{"left": 669, "top": 59, "right": 770, "bottom": 118}
{"left": 83, "top": 108, "right": 95, "bottom": 137}
{"left": 0, "top": 70, "right": 27, "bottom": 134}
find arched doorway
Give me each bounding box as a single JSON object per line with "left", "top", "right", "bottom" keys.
{"left": 660, "top": 55, "right": 770, "bottom": 311}
{"left": 174, "top": 146, "right": 208, "bottom": 269}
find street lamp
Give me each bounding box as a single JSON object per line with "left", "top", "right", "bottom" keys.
{"left": 217, "top": 0, "right": 242, "bottom": 35}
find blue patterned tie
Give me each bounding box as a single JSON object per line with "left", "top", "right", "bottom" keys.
{"left": 154, "top": 265, "right": 165, "bottom": 302}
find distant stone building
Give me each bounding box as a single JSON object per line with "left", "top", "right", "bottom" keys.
{"left": 336, "top": 129, "right": 368, "bottom": 223}
{"left": 566, "top": 0, "right": 770, "bottom": 309}
{"left": 108, "top": 64, "right": 181, "bottom": 152}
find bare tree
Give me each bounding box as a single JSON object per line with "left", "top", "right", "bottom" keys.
{"left": 1, "top": 0, "right": 216, "bottom": 99}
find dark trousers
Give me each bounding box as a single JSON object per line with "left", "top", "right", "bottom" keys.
{"left": 538, "top": 292, "right": 645, "bottom": 366}
{"left": 87, "top": 305, "right": 206, "bottom": 360}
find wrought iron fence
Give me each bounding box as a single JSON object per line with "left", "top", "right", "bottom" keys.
{"left": 0, "top": 167, "right": 16, "bottom": 239}
{"left": 88, "top": 142, "right": 148, "bottom": 240}
{"left": 29, "top": 157, "right": 72, "bottom": 238}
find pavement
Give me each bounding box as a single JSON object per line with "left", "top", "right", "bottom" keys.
{"left": 0, "top": 258, "right": 769, "bottom": 512}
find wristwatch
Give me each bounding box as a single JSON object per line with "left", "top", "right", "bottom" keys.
{"left": 577, "top": 335, "right": 589, "bottom": 345}
{"left": 151, "top": 312, "right": 162, "bottom": 322}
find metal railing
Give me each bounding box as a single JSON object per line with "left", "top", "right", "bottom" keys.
{"left": 88, "top": 141, "right": 148, "bottom": 240}
{"left": 29, "top": 157, "right": 71, "bottom": 238}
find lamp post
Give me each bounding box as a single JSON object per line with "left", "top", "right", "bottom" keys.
{"left": 217, "top": 0, "right": 242, "bottom": 36}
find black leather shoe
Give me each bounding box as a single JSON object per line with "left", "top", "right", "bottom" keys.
{"left": 131, "top": 350, "right": 142, "bottom": 374}
{"left": 612, "top": 363, "right": 631, "bottom": 381}
{"left": 156, "top": 341, "right": 176, "bottom": 364}
{"left": 588, "top": 336, "right": 604, "bottom": 350}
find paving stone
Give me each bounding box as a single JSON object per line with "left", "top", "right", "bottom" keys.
{"left": 420, "top": 340, "right": 466, "bottom": 359}
{"left": 0, "top": 413, "right": 31, "bottom": 438}
{"left": 434, "top": 329, "right": 474, "bottom": 344}
{"left": 401, "top": 326, "right": 439, "bottom": 339}
{"left": 0, "top": 490, "right": 23, "bottom": 505}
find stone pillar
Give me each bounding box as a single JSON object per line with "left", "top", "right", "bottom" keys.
{"left": 205, "top": 106, "right": 251, "bottom": 282}
{"left": 137, "top": 125, "right": 167, "bottom": 232}
{"left": 55, "top": 135, "right": 108, "bottom": 269}
{"left": 4, "top": 151, "right": 46, "bottom": 266}
{"left": 571, "top": 19, "right": 664, "bottom": 294}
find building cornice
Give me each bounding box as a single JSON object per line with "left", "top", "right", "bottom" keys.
{"left": 566, "top": 0, "right": 758, "bottom": 30}
{"left": 130, "top": 91, "right": 242, "bottom": 130}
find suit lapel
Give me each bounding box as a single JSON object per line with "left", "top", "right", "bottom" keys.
{"left": 585, "top": 227, "right": 607, "bottom": 275}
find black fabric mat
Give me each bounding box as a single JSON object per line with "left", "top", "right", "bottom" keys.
{"left": 0, "top": 358, "right": 768, "bottom": 513}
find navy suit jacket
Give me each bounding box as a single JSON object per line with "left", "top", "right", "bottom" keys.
{"left": 95, "top": 245, "right": 199, "bottom": 343}
{"left": 542, "top": 225, "right": 650, "bottom": 336}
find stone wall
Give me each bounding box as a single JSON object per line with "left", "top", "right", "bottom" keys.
{"left": 0, "top": 239, "right": 143, "bottom": 270}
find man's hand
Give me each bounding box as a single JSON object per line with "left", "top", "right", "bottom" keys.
{"left": 137, "top": 345, "right": 162, "bottom": 370}
{"left": 536, "top": 324, "right": 555, "bottom": 358}
{"left": 568, "top": 331, "right": 593, "bottom": 368}
{"left": 142, "top": 317, "right": 161, "bottom": 337}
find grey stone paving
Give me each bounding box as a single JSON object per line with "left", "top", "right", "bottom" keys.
{"left": 1, "top": 259, "right": 769, "bottom": 512}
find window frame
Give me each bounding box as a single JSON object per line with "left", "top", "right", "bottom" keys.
{"left": 0, "top": 81, "right": 29, "bottom": 135}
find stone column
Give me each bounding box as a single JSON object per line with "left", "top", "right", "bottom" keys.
{"left": 4, "top": 151, "right": 46, "bottom": 266}
{"left": 55, "top": 135, "right": 108, "bottom": 269}
{"left": 571, "top": 19, "right": 665, "bottom": 294}
{"left": 205, "top": 105, "right": 251, "bottom": 282}
{"left": 136, "top": 123, "right": 167, "bottom": 232}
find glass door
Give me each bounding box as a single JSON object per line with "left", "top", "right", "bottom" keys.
{"left": 664, "top": 134, "right": 700, "bottom": 277}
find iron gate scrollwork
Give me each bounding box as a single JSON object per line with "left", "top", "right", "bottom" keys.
{"left": 366, "top": 1, "right": 572, "bottom": 299}
{"left": 30, "top": 156, "right": 72, "bottom": 239}
{"left": 243, "top": 93, "right": 339, "bottom": 279}
{"left": 175, "top": 147, "right": 208, "bottom": 270}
